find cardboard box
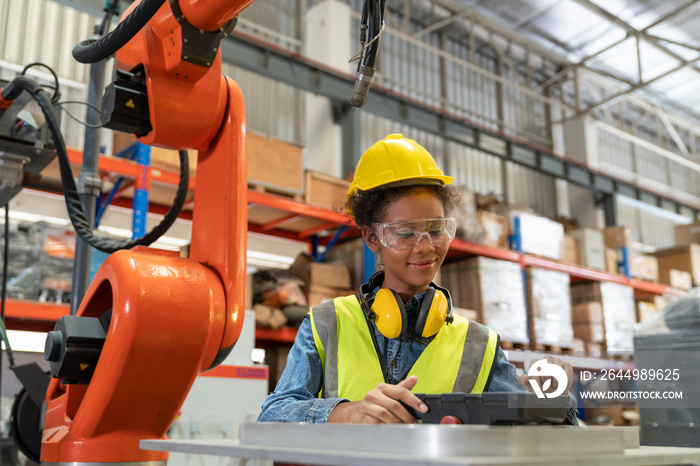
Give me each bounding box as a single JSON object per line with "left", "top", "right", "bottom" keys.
{"left": 477, "top": 211, "right": 509, "bottom": 248}
{"left": 636, "top": 301, "right": 658, "bottom": 324}
{"left": 324, "top": 237, "right": 366, "bottom": 291}
{"left": 560, "top": 235, "right": 579, "bottom": 265}
{"left": 675, "top": 220, "right": 700, "bottom": 245}
{"left": 112, "top": 131, "right": 303, "bottom": 195}
{"left": 572, "top": 301, "right": 604, "bottom": 323}
{"left": 669, "top": 268, "right": 692, "bottom": 290}
{"left": 288, "top": 253, "right": 352, "bottom": 289}
{"left": 304, "top": 170, "right": 351, "bottom": 212}
{"left": 574, "top": 321, "right": 605, "bottom": 343}
{"left": 112, "top": 131, "right": 198, "bottom": 174}
{"left": 307, "top": 284, "right": 354, "bottom": 307}
{"left": 658, "top": 265, "right": 693, "bottom": 291}
{"left": 629, "top": 253, "right": 659, "bottom": 282}
{"left": 605, "top": 247, "right": 619, "bottom": 275}
{"left": 248, "top": 132, "right": 304, "bottom": 194}
{"left": 602, "top": 226, "right": 633, "bottom": 249}
{"left": 651, "top": 243, "right": 700, "bottom": 286}
{"left": 572, "top": 338, "right": 586, "bottom": 352}
{"left": 567, "top": 228, "right": 605, "bottom": 271}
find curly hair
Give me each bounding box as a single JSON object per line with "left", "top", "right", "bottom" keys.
{"left": 346, "top": 184, "right": 461, "bottom": 228}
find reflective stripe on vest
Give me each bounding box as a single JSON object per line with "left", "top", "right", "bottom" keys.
{"left": 309, "top": 295, "right": 499, "bottom": 401}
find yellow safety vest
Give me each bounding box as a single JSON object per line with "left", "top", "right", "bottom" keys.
{"left": 309, "top": 295, "right": 499, "bottom": 401}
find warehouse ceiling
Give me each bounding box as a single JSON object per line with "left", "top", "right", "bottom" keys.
{"left": 429, "top": 0, "right": 700, "bottom": 125}
{"left": 56, "top": 0, "right": 700, "bottom": 130}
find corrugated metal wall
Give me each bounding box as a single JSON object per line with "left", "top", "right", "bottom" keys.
{"left": 5, "top": 0, "right": 692, "bottom": 240}
{"left": 223, "top": 63, "right": 304, "bottom": 145}
{"left": 598, "top": 125, "right": 700, "bottom": 204}
{"left": 616, "top": 196, "right": 689, "bottom": 249}
{"left": 0, "top": 0, "right": 99, "bottom": 149}
{"left": 0, "top": 0, "right": 560, "bottom": 219}
{"left": 598, "top": 121, "right": 700, "bottom": 245}
{"left": 228, "top": 0, "right": 305, "bottom": 145}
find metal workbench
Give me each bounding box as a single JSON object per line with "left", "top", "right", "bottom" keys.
{"left": 141, "top": 423, "right": 700, "bottom": 466}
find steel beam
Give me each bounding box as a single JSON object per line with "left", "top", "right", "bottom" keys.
{"left": 221, "top": 32, "right": 699, "bottom": 217}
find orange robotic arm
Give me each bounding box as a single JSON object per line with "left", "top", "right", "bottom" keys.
{"left": 41, "top": 0, "right": 255, "bottom": 463}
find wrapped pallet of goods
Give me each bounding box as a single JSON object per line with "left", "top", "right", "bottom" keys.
{"left": 441, "top": 257, "right": 528, "bottom": 346}
{"left": 571, "top": 282, "right": 637, "bottom": 353}
{"left": 526, "top": 267, "right": 574, "bottom": 350}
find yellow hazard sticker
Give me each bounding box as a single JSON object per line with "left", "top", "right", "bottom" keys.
{"left": 126, "top": 99, "right": 136, "bottom": 109}
{"left": 80, "top": 363, "right": 90, "bottom": 371}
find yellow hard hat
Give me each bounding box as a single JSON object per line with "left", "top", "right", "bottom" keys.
{"left": 347, "top": 134, "right": 454, "bottom": 202}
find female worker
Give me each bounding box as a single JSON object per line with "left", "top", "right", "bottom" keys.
{"left": 257, "top": 134, "right": 577, "bottom": 424}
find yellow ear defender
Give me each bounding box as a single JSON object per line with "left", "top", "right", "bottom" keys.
{"left": 358, "top": 271, "right": 453, "bottom": 339}
{"left": 371, "top": 288, "right": 408, "bottom": 339}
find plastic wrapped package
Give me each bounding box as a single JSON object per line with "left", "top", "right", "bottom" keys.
{"left": 1, "top": 221, "right": 82, "bottom": 303}
{"left": 527, "top": 267, "right": 574, "bottom": 347}
{"left": 661, "top": 288, "right": 700, "bottom": 331}
{"left": 1, "top": 221, "right": 45, "bottom": 300}
{"left": 571, "top": 281, "right": 637, "bottom": 352}
{"left": 39, "top": 225, "right": 76, "bottom": 303}
{"left": 504, "top": 209, "right": 564, "bottom": 260}
{"left": 442, "top": 257, "right": 528, "bottom": 344}
{"left": 600, "top": 282, "right": 636, "bottom": 353}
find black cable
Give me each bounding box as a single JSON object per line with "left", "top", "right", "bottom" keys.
{"left": 58, "top": 101, "right": 103, "bottom": 128}
{"left": 363, "top": 0, "right": 385, "bottom": 70}
{"left": 1, "top": 204, "right": 15, "bottom": 367}
{"left": 20, "top": 62, "right": 61, "bottom": 103}
{"left": 0, "top": 205, "right": 5, "bottom": 435}
{"left": 2, "top": 76, "right": 189, "bottom": 253}
{"left": 57, "top": 100, "right": 101, "bottom": 113}
{"left": 73, "top": 0, "right": 166, "bottom": 64}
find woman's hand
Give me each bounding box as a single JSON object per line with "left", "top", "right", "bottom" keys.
{"left": 328, "top": 375, "right": 428, "bottom": 424}
{"left": 519, "top": 355, "right": 574, "bottom": 396}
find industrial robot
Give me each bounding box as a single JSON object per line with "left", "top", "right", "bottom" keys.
{"left": 0, "top": 0, "right": 384, "bottom": 464}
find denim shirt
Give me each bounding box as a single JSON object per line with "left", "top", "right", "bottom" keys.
{"left": 257, "top": 292, "right": 578, "bottom": 424}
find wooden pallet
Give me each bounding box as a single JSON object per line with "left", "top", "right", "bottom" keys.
{"left": 531, "top": 343, "right": 574, "bottom": 353}
{"left": 500, "top": 340, "right": 529, "bottom": 351}
{"left": 248, "top": 182, "right": 304, "bottom": 202}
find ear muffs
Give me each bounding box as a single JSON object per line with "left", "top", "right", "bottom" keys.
{"left": 358, "top": 271, "right": 453, "bottom": 339}
{"left": 415, "top": 287, "right": 451, "bottom": 338}
{"left": 371, "top": 288, "right": 407, "bottom": 339}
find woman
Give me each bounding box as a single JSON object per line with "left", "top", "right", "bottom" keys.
{"left": 258, "top": 134, "right": 577, "bottom": 424}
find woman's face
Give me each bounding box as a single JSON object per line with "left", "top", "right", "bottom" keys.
{"left": 364, "top": 187, "right": 449, "bottom": 301}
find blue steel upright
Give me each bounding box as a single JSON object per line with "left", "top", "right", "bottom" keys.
{"left": 132, "top": 143, "right": 151, "bottom": 239}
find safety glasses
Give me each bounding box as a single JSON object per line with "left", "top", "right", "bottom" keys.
{"left": 373, "top": 217, "right": 457, "bottom": 250}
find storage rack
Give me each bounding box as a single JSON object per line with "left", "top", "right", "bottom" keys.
{"left": 3, "top": 149, "right": 678, "bottom": 345}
